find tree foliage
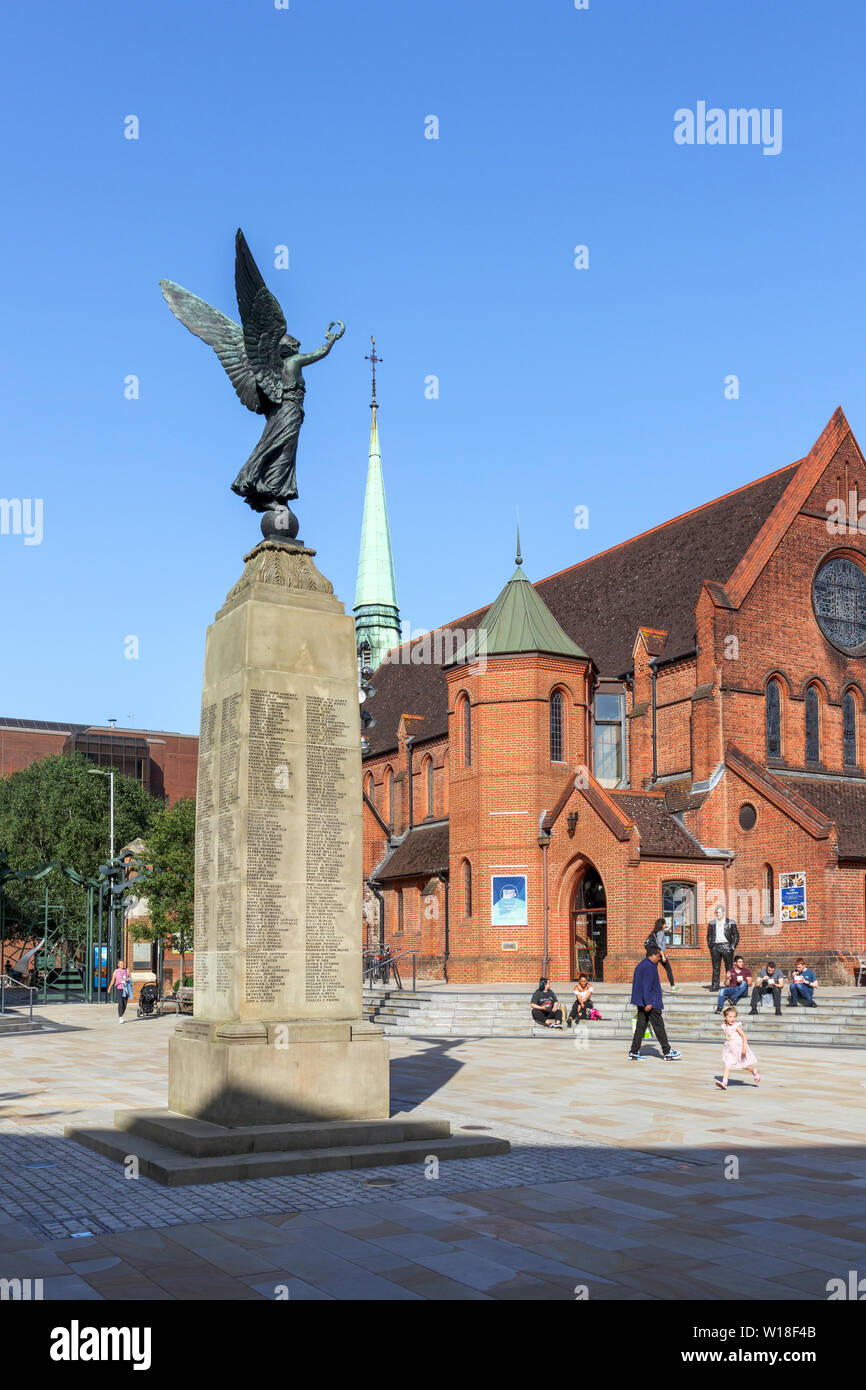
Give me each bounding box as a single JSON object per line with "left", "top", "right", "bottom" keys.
{"left": 0, "top": 754, "right": 160, "bottom": 946}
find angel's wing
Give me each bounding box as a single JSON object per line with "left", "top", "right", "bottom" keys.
{"left": 234, "top": 229, "right": 288, "bottom": 405}
{"left": 159, "top": 280, "right": 263, "bottom": 414}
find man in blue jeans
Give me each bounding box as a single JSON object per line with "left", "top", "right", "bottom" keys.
{"left": 716, "top": 955, "right": 752, "bottom": 1013}
{"left": 787, "top": 957, "right": 818, "bottom": 1007}
{"left": 629, "top": 947, "right": 683, "bottom": 1061}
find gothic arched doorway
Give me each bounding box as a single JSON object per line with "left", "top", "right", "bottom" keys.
{"left": 570, "top": 864, "right": 607, "bottom": 980}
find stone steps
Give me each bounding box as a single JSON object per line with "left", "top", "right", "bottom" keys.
{"left": 66, "top": 1109, "right": 510, "bottom": 1187}
{"left": 112, "top": 1108, "right": 453, "bottom": 1157}
{"left": 362, "top": 987, "right": 866, "bottom": 1047}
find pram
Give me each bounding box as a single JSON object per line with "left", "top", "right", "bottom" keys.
{"left": 136, "top": 982, "right": 161, "bottom": 1019}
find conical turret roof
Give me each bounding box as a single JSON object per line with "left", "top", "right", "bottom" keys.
{"left": 448, "top": 555, "right": 588, "bottom": 665}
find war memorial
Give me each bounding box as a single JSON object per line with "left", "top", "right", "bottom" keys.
{"left": 0, "top": 230, "right": 851, "bottom": 1338}
{"left": 66, "top": 232, "right": 506, "bottom": 1181}
{"left": 1, "top": 2, "right": 865, "bottom": 1350}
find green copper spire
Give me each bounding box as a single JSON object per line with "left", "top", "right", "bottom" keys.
{"left": 353, "top": 338, "right": 401, "bottom": 671}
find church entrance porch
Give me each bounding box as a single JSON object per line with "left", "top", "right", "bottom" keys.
{"left": 570, "top": 864, "right": 607, "bottom": 980}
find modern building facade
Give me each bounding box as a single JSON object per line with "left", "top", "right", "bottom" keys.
{"left": 361, "top": 409, "right": 866, "bottom": 984}
{"left": 0, "top": 719, "right": 197, "bottom": 804}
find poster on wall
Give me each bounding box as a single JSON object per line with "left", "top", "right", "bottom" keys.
{"left": 779, "top": 871, "right": 807, "bottom": 921}
{"left": 491, "top": 875, "right": 528, "bottom": 927}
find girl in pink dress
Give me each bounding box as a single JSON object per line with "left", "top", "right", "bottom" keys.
{"left": 716, "top": 1006, "right": 760, "bottom": 1089}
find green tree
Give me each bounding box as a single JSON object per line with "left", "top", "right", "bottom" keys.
{"left": 0, "top": 754, "right": 159, "bottom": 948}
{"left": 138, "top": 797, "right": 196, "bottom": 981}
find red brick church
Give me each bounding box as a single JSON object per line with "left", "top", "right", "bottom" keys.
{"left": 360, "top": 408, "right": 866, "bottom": 984}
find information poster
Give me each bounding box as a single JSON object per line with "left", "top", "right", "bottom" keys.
{"left": 779, "top": 871, "right": 807, "bottom": 921}
{"left": 491, "top": 874, "right": 528, "bottom": 926}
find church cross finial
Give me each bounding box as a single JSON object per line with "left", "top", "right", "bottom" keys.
{"left": 515, "top": 510, "right": 523, "bottom": 567}
{"left": 365, "top": 335, "right": 382, "bottom": 410}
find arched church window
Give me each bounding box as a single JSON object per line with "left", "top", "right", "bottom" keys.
{"left": 459, "top": 697, "right": 471, "bottom": 769}
{"left": 762, "top": 863, "right": 775, "bottom": 922}
{"left": 844, "top": 690, "right": 858, "bottom": 767}
{"left": 805, "top": 687, "right": 820, "bottom": 763}
{"left": 364, "top": 772, "right": 374, "bottom": 803}
{"left": 766, "top": 680, "right": 782, "bottom": 759}
{"left": 425, "top": 756, "right": 434, "bottom": 817}
{"left": 550, "top": 690, "right": 564, "bottom": 763}
{"left": 462, "top": 859, "right": 472, "bottom": 918}
{"left": 385, "top": 767, "right": 394, "bottom": 826}
{"left": 661, "top": 881, "right": 696, "bottom": 947}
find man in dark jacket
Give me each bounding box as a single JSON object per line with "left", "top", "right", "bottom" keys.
{"left": 707, "top": 904, "right": 740, "bottom": 990}
{"left": 629, "top": 948, "right": 683, "bottom": 1061}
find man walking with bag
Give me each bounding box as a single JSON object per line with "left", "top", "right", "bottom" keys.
{"left": 628, "top": 946, "right": 683, "bottom": 1061}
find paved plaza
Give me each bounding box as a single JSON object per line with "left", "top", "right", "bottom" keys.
{"left": 1, "top": 1004, "right": 865, "bottom": 1300}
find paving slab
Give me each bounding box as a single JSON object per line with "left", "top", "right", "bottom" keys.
{"left": 0, "top": 1003, "right": 864, "bottom": 1299}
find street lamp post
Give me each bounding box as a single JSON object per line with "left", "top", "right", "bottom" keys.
{"left": 88, "top": 766, "right": 115, "bottom": 861}
{"left": 89, "top": 766, "right": 117, "bottom": 989}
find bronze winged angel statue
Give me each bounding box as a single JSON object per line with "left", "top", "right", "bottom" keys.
{"left": 160, "top": 229, "right": 344, "bottom": 540}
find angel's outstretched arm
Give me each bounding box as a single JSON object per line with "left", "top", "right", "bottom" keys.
{"left": 296, "top": 320, "right": 345, "bottom": 367}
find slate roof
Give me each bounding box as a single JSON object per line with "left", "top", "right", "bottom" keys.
{"left": 365, "top": 463, "right": 798, "bottom": 756}
{"left": 611, "top": 793, "right": 714, "bottom": 859}
{"left": 663, "top": 785, "right": 711, "bottom": 814}
{"left": 778, "top": 776, "right": 866, "bottom": 860}
{"left": 373, "top": 821, "right": 450, "bottom": 880}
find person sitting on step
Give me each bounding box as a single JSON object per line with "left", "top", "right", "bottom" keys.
{"left": 787, "top": 957, "right": 818, "bottom": 1007}
{"left": 716, "top": 955, "right": 752, "bottom": 1013}
{"left": 749, "top": 961, "right": 785, "bottom": 1016}
{"left": 568, "top": 973, "right": 594, "bottom": 1026}
{"left": 531, "top": 978, "right": 563, "bottom": 1028}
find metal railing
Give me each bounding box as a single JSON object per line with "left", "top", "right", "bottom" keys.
{"left": 0, "top": 974, "right": 37, "bottom": 1023}
{"left": 362, "top": 949, "right": 417, "bottom": 992}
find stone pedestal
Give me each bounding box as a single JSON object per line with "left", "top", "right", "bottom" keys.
{"left": 171, "top": 539, "right": 389, "bottom": 1125}
{"left": 68, "top": 539, "right": 509, "bottom": 1181}
{"left": 169, "top": 1017, "right": 388, "bottom": 1127}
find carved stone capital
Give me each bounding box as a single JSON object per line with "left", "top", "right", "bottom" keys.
{"left": 223, "top": 541, "right": 335, "bottom": 608}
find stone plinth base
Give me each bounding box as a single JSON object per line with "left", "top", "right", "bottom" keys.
{"left": 65, "top": 1108, "right": 510, "bottom": 1187}
{"left": 167, "top": 1017, "right": 389, "bottom": 1128}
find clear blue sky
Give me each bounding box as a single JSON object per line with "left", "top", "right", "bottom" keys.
{"left": 2, "top": 0, "right": 864, "bottom": 734}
